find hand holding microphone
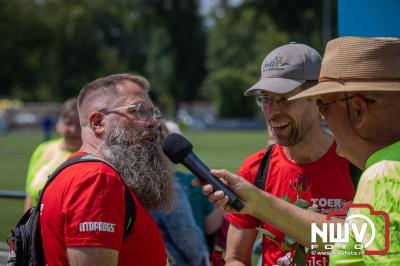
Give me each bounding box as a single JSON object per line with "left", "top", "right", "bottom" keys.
{"left": 162, "top": 133, "right": 244, "bottom": 212}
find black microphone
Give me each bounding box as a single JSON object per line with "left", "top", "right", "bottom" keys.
{"left": 162, "top": 133, "right": 244, "bottom": 211}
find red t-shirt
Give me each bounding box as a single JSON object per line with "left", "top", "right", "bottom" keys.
{"left": 229, "top": 143, "right": 355, "bottom": 266}
{"left": 40, "top": 152, "right": 167, "bottom": 266}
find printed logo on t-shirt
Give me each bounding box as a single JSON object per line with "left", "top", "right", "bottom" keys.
{"left": 311, "top": 198, "right": 351, "bottom": 214}
{"left": 79, "top": 221, "right": 116, "bottom": 233}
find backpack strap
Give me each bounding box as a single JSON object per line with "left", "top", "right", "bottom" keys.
{"left": 36, "top": 154, "right": 136, "bottom": 237}
{"left": 255, "top": 145, "right": 363, "bottom": 192}
{"left": 255, "top": 144, "right": 275, "bottom": 190}
{"left": 123, "top": 186, "right": 136, "bottom": 238}
{"left": 349, "top": 162, "right": 362, "bottom": 191}
{"left": 31, "top": 154, "right": 135, "bottom": 265}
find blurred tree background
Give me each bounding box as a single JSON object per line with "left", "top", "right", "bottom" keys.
{"left": 0, "top": 0, "right": 336, "bottom": 118}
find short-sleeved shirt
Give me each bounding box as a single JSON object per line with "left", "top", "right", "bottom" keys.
{"left": 330, "top": 140, "right": 400, "bottom": 265}
{"left": 25, "top": 138, "right": 73, "bottom": 205}
{"left": 40, "top": 152, "right": 167, "bottom": 266}
{"left": 229, "top": 143, "right": 355, "bottom": 266}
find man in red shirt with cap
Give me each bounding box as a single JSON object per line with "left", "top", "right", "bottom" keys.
{"left": 225, "top": 43, "right": 357, "bottom": 266}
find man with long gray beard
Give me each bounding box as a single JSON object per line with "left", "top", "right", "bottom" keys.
{"left": 40, "top": 73, "right": 174, "bottom": 266}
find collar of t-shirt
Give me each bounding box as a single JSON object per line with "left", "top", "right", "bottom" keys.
{"left": 275, "top": 141, "right": 337, "bottom": 167}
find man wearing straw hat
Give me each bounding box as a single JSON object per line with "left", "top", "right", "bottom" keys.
{"left": 198, "top": 36, "right": 400, "bottom": 265}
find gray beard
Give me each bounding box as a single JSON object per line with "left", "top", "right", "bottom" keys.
{"left": 100, "top": 125, "right": 176, "bottom": 212}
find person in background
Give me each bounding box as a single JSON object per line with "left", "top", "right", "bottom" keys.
{"left": 164, "top": 121, "right": 223, "bottom": 243}
{"left": 41, "top": 111, "right": 56, "bottom": 141}
{"left": 151, "top": 121, "right": 210, "bottom": 266}
{"left": 175, "top": 171, "right": 220, "bottom": 240}
{"left": 24, "top": 97, "right": 82, "bottom": 210}
{"left": 176, "top": 165, "right": 225, "bottom": 265}
{"left": 167, "top": 119, "right": 223, "bottom": 251}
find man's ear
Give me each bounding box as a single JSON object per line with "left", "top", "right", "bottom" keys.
{"left": 89, "top": 111, "right": 105, "bottom": 135}
{"left": 348, "top": 96, "right": 368, "bottom": 128}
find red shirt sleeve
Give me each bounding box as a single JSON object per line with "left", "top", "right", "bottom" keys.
{"left": 228, "top": 154, "right": 262, "bottom": 228}
{"left": 62, "top": 165, "right": 126, "bottom": 250}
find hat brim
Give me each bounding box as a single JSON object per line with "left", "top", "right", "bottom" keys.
{"left": 244, "top": 78, "right": 306, "bottom": 96}
{"left": 289, "top": 81, "right": 400, "bottom": 100}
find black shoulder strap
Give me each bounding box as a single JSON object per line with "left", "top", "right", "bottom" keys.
{"left": 31, "top": 155, "right": 136, "bottom": 265}
{"left": 254, "top": 145, "right": 363, "bottom": 193}
{"left": 255, "top": 144, "right": 275, "bottom": 190}
{"left": 349, "top": 162, "right": 362, "bottom": 191}
{"left": 123, "top": 188, "right": 136, "bottom": 238}
{"left": 36, "top": 154, "right": 136, "bottom": 238}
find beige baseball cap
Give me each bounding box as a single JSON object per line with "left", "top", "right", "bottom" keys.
{"left": 244, "top": 42, "right": 322, "bottom": 96}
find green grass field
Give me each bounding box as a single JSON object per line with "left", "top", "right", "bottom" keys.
{"left": 0, "top": 130, "right": 267, "bottom": 246}
{"left": 0, "top": 132, "right": 43, "bottom": 247}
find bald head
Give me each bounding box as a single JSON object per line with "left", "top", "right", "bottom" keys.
{"left": 78, "top": 73, "right": 150, "bottom": 127}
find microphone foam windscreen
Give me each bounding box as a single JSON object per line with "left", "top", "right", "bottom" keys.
{"left": 162, "top": 133, "right": 193, "bottom": 164}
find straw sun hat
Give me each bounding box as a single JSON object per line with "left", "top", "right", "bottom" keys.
{"left": 290, "top": 36, "right": 400, "bottom": 100}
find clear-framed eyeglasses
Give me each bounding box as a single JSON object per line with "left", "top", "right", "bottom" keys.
{"left": 100, "top": 102, "right": 163, "bottom": 125}
{"left": 255, "top": 95, "right": 292, "bottom": 108}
